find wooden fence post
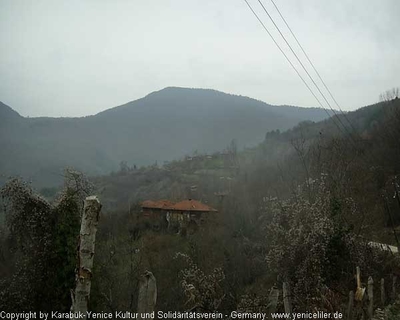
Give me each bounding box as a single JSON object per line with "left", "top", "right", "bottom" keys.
{"left": 347, "top": 290, "right": 354, "bottom": 320}
{"left": 282, "top": 282, "right": 292, "bottom": 316}
{"left": 267, "top": 286, "right": 279, "bottom": 316}
{"left": 355, "top": 267, "right": 365, "bottom": 302}
{"left": 367, "top": 276, "right": 373, "bottom": 320}
{"left": 392, "top": 275, "right": 397, "bottom": 300}
{"left": 71, "top": 196, "right": 102, "bottom": 319}
{"left": 380, "top": 278, "right": 385, "bottom": 306}
{"left": 137, "top": 271, "right": 157, "bottom": 319}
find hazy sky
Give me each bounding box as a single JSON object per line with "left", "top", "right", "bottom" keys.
{"left": 0, "top": 0, "right": 399, "bottom": 117}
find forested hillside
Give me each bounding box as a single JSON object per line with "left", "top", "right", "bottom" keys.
{"left": 0, "top": 87, "right": 329, "bottom": 187}
{"left": 1, "top": 96, "right": 399, "bottom": 316}
{"left": 2, "top": 0, "right": 399, "bottom": 316}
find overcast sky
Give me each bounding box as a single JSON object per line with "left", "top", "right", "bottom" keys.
{"left": 0, "top": 0, "right": 399, "bottom": 117}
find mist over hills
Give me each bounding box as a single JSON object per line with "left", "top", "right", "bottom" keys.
{"left": 0, "top": 87, "right": 329, "bottom": 187}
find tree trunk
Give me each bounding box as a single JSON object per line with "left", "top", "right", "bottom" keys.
{"left": 71, "top": 196, "right": 102, "bottom": 319}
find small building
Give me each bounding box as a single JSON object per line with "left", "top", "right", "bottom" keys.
{"left": 141, "top": 199, "right": 217, "bottom": 233}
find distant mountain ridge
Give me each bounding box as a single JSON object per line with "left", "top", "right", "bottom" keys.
{"left": 0, "top": 101, "right": 22, "bottom": 121}
{"left": 0, "top": 87, "right": 329, "bottom": 187}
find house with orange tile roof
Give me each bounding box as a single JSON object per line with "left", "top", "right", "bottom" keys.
{"left": 141, "top": 199, "right": 217, "bottom": 233}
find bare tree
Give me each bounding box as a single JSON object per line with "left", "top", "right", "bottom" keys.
{"left": 291, "top": 131, "right": 312, "bottom": 200}
{"left": 379, "top": 87, "right": 399, "bottom": 102}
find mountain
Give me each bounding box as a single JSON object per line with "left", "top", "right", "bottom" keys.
{"left": 0, "top": 87, "right": 330, "bottom": 187}
{"left": 0, "top": 101, "right": 22, "bottom": 122}
{"left": 88, "top": 98, "right": 400, "bottom": 213}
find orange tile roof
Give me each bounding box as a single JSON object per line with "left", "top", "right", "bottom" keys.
{"left": 171, "top": 199, "right": 217, "bottom": 212}
{"left": 141, "top": 200, "right": 174, "bottom": 209}
{"left": 141, "top": 199, "right": 217, "bottom": 212}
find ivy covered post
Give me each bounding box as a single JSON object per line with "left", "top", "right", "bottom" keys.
{"left": 71, "top": 196, "right": 102, "bottom": 318}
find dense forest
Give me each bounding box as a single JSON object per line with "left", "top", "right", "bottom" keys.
{"left": 0, "top": 87, "right": 329, "bottom": 188}
{"left": 1, "top": 92, "right": 400, "bottom": 318}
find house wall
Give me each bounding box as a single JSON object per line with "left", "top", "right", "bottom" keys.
{"left": 141, "top": 208, "right": 207, "bottom": 233}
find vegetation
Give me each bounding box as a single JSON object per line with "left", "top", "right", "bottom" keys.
{"left": 0, "top": 169, "right": 92, "bottom": 311}
{"left": 0, "top": 94, "right": 399, "bottom": 316}
{"left": 0, "top": 88, "right": 329, "bottom": 188}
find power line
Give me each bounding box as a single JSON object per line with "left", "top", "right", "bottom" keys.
{"left": 243, "top": 0, "right": 330, "bottom": 118}
{"left": 263, "top": 0, "right": 382, "bottom": 166}
{"left": 268, "top": 0, "right": 357, "bottom": 133}
{"left": 256, "top": 0, "right": 352, "bottom": 137}
{"left": 244, "top": 0, "right": 379, "bottom": 167}
{"left": 243, "top": 0, "right": 346, "bottom": 137}
{"left": 254, "top": 0, "right": 380, "bottom": 165}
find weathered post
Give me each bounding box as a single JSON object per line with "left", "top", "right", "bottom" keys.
{"left": 392, "top": 275, "right": 397, "bottom": 300}
{"left": 282, "top": 282, "right": 292, "bottom": 316}
{"left": 355, "top": 267, "right": 365, "bottom": 302}
{"left": 367, "top": 277, "right": 374, "bottom": 320}
{"left": 267, "top": 286, "right": 279, "bottom": 316}
{"left": 347, "top": 290, "right": 354, "bottom": 320}
{"left": 380, "top": 278, "right": 385, "bottom": 306}
{"left": 71, "top": 196, "right": 102, "bottom": 319}
{"left": 138, "top": 271, "right": 157, "bottom": 319}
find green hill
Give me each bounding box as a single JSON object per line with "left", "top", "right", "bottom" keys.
{"left": 0, "top": 87, "right": 329, "bottom": 187}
